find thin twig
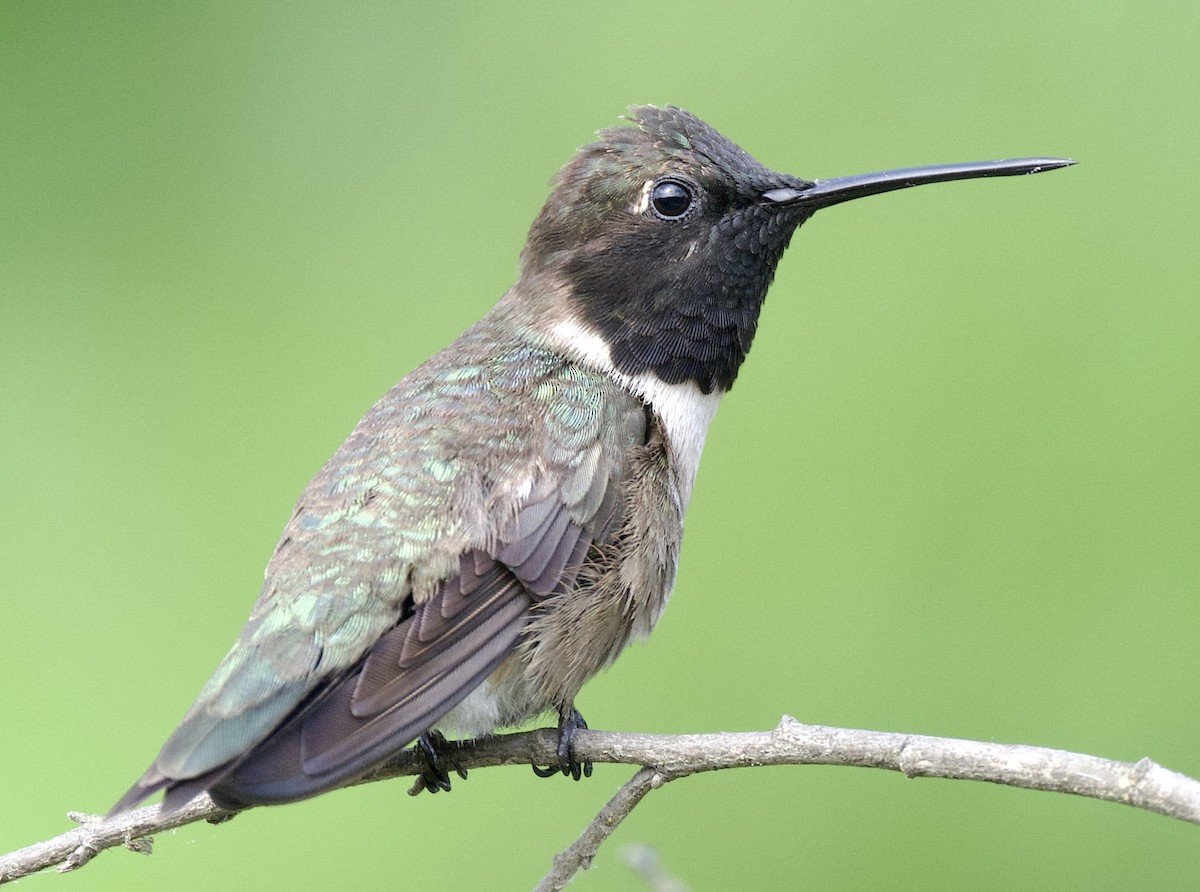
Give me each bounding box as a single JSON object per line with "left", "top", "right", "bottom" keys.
{"left": 534, "top": 767, "right": 667, "bottom": 892}
{"left": 2, "top": 716, "right": 1197, "bottom": 885}
{"left": 619, "top": 843, "right": 692, "bottom": 892}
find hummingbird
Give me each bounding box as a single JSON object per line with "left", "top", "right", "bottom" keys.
{"left": 111, "top": 106, "right": 1072, "bottom": 815}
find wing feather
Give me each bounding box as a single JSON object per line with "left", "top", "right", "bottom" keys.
{"left": 201, "top": 502, "right": 598, "bottom": 807}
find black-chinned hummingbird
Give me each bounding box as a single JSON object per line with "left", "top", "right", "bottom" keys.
{"left": 112, "top": 106, "right": 1072, "bottom": 814}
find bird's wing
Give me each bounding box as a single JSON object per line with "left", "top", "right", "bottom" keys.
{"left": 199, "top": 491, "right": 622, "bottom": 809}
{"left": 111, "top": 338, "right": 644, "bottom": 814}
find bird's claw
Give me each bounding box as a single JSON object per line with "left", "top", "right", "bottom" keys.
{"left": 532, "top": 707, "right": 593, "bottom": 781}
{"left": 411, "top": 730, "right": 467, "bottom": 795}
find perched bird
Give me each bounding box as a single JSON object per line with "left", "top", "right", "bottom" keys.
{"left": 112, "top": 106, "right": 1072, "bottom": 814}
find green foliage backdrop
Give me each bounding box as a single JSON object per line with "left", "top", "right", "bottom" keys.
{"left": 3, "top": 2, "right": 1197, "bottom": 888}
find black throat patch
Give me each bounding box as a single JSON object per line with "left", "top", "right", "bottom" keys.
{"left": 561, "top": 203, "right": 810, "bottom": 394}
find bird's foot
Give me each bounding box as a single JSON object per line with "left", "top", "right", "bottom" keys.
{"left": 410, "top": 730, "right": 468, "bottom": 795}
{"left": 532, "top": 707, "right": 593, "bottom": 781}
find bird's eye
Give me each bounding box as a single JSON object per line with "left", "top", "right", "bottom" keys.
{"left": 650, "top": 178, "right": 695, "bottom": 220}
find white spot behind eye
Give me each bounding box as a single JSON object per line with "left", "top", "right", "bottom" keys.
{"left": 632, "top": 179, "right": 653, "bottom": 215}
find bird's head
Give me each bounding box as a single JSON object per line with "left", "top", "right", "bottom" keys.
{"left": 517, "top": 106, "right": 1071, "bottom": 394}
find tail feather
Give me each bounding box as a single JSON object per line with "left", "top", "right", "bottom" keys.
{"left": 109, "top": 549, "right": 536, "bottom": 815}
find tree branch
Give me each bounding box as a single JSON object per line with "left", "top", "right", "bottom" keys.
{"left": 2, "top": 716, "right": 1197, "bottom": 885}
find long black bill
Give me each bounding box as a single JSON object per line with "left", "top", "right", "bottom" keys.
{"left": 762, "top": 157, "right": 1075, "bottom": 209}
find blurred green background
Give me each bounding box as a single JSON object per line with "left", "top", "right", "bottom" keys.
{"left": 3, "top": 2, "right": 1197, "bottom": 889}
